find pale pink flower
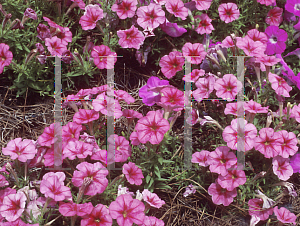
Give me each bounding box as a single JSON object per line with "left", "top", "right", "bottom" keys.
{"left": 217, "top": 169, "right": 247, "bottom": 191}
{"left": 2, "top": 138, "right": 36, "bottom": 162}
{"left": 214, "top": 74, "right": 243, "bottom": 100}
{"left": 277, "top": 130, "right": 298, "bottom": 158}
{"left": 266, "top": 7, "right": 283, "bottom": 26}
{"left": 191, "top": 150, "right": 210, "bottom": 167}
{"left": 45, "top": 36, "right": 67, "bottom": 57}
{"left": 81, "top": 203, "right": 112, "bottom": 226}
{"left": 73, "top": 109, "right": 99, "bottom": 124}
{"left": 122, "top": 109, "right": 143, "bottom": 125}
{"left": 0, "top": 43, "right": 13, "bottom": 74}
{"left": 142, "top": 216, "right": 164, "bottom": 226}
{"left": 244, "top": 99, "right": 269, "bottom": 114}
{"left": 109, "top": 194, "right": 145, "bottom": 226}
{"left": 256, "top": 0, "right": 276, "bottom": 6}
{"left": 91, "top": 45, "right": 117, "bottom": 69}
{"left": 274, "top": 206, "right": 297, "bottom": 225}
{"left": 117, "top": 25, "right": 145, "bottom": 49}
{"left": 236, "top": 36, "right": 266, "bottom": 57}
{"left": 183, "top": 184, "right": 197, "bottom": 197}
{"left": 182, "top": 42, "right": 207, "bottom": 64}
{"left": 0, "top": 175, "right": 8, "bottom": 187}
{"left": 159, "top": 51, "right": 185, "bottom": 79}
{"left": 71, "top": 0, "right": 86, "bottom": 10}
{"left": 129, "top": 131, "right": 141, "bottom": 146}
{"left": 192, "top": 0, "right": 212, "bottom": 10}
{"left": 79, "top": 4, "right": 103, "bottom": 30}
{"left": 63, "top": 140, "right": 94, "bottom": 160}
{"left": 194, "top": 14, "right": 214, "bottom": 35}
{"left": 165, "top": 0, "right": 188, "bottom": 20}
{"left": 111, "top": 0, "right": 138, "bottom": 19}
{"left": 115, "top": 90, "right": 135, "bottom": 104}
{"left": 136, "top": 3, "right": 166, "bottom": 30}
{"left": 268, "top": 72, "right": 292, "bottom": 97}
{"left": 43, "top": 16, "right": 63, "bottom": 30}
{"left": 218, "top": 3, "right": 240, "bottom": 23}
{"left": 208, "top": 180, "right": 237, "bottom": 206}
{"left": 0, "top": 192, "right": 26, "bottom": 222}
{"left": 248, "top": 198, "right": 273, "bottom": 220}
{"left": 256, "top": 54, "right": 281, "bottom": 71}
{"left": 108, "top": 134, "right": 132, "bottom": 163}
{"left": 193, "top": 75, "right": 215, "bottom": 101}
{"left": 142, "top": 189, "right": 165, "bottom": 208}
{"left": 123, "top": 162, "right": 144, "bottom": 185}
{"left": 272, "top": 156, "right": 293, "bottom": 181}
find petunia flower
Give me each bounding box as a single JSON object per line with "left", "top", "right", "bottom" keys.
{"left": 73, "top": 109, "right": 99, "bottom": 124}
{"left": 256, "top": 54, "right": 281, "bottom": 72}
{"left": 256, "top": 0, "right": 276, "bottom": 6}
{"left": 214, "top": 74, "right": 243, "bottom": 101}
{"left": 37, "top": 122, "right": 62, "bottom": 147}
{"left": 272, "top": 156, "right": 293, "bottom": 181}
{"left": 0, "top": 43, "right": 13, "bottom": 74}
{"left": 0, "top": 192, "right": 27, "bottom": 222}
{"left": 111, "top": 0, "right": 138, "bottom": 19}
{"left": 136, "top": 3, "right": 165, "bottom": 30}
{"left": 118, "top": 185, "right": 135, "bottom": 197}
{"left": 62, "top": 121, "right": 82, "bottom": 143}
{"left": 248, "top": 198, "right": 273, "bottom": 220}
{"left": 23, "top": 8, "right": 37, "bottom": 22}
{"left": 142, "top": 216, "right": 164, "bottom": 226}
{"left": 160, "top": 20, "right": 187, "bottom": 37}
{"left": 268, "top": 72, "right": 292, "bottom": 97}
{"left": 91, "top": 45, "right": 117, "bottom": 69}
{"left": 157, "top": 86, "right": 184, "bottom": 113}
{"left": 183, "top": 184, "right": 197, "bottom": 197}
{"left": 70, "top": 0, "right": 86, "bottom": 10}
{"left": 291, "top": 103, "right": 300, "bottom": 123}
{"left": 142, "top": 189, "right": 165, "bottom": 208}
{"left": 264, "top": 25, "right": 288, "bottom": 55}
{"left": 274, "top": 206, "right": 297, "bottom": 225}
{"left": 221, "top": 35, "right": 235, "bottom": 48}
{"left": 191, "top": 150, "right": 210, "bottom": 167}
{"left": 285, "top": 0, "right": 300, "bottom": 17}
{"left": 182, "top": 69, "right": 205, "bottom": 83}
{"left": 236, "top": 36, "right": 266, "bottom": 57}
{"left": 192, "top": 74, "right": 215, "bottom": 101}
{"left": 182, "top": 42, "right": 207, "bottom": 65}
{"left": 246, "top": 29, "right": 268, "bottom": 45}
{"left": 92, "top": 93, "right": 123, "bottom": 119}
{"left": 217, "top": 169, "right": 247, "bottom": 191}
{"left": 218, "top": 3, "right": 240, "bottom": 23}
{"left": 194, "top": 14, "right": 214, "bottom": 35}
{"left": 43, "top": 16, "right": 63, "bottom": 30}
{"left": 45, "top": 36, "right": 67, "bottom": 57}
{"left": 0, "top": 174, "right": 9, "bottom": 187}
{"left": 115, "top": 90, "right": 135, "bottom": 104}
{"left": 109, "top": 194, "right": 145, "bottom": 226}
{"left": 117, "top": 25, "right": 145, "bottom": 49}
{"left": 79, "top": 4, "right": 103, "bottom": 30}
{"left": 266, "top": 7, "right": 283, "bottom": 26}
{"left": 107, "top": 134, "right": 132, "bottom": 163}
{"left": 59, "top": 202, "right": 93, "bottom": 217}
{"left": 165, "top": 0, "right": 188, "bottom": 20}
{"left": 207, "top": 180, "right": 237, "bottom": 206}
{"left": 277, "top": 130, "right": 298, "bottom": 158}
{"left": 63, "top": 140, "right": 94, "bottom": 160}
{"left": 123, "top": 162, "right": 144, "bottom": 185}
{"left": 159, "top": 51, "right": 185, "bottom": 79}
{"left": 56, "top": 27, "right": 73, "bottom": 45}
{"left": 122, "top": 109, "right": 143, "bottom": 125}
{"left": 192, "top": 0, "right": 212, "bottom": 10}
{"left": 81, "top": 203, "right": 112, "bottom": 226}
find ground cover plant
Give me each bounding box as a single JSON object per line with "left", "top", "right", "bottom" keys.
{"left": 1, "top": 0, "right": 300, "bottom": 225}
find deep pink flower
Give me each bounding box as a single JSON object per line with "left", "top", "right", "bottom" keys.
{"left": 90, "top": 147, "right": 108, "bottom": 167}
{"left": 81, "top": 204, "right": 112, "bottom": 226}
{"left": 165, "top": 0, "right": 188, "bottom": 20}
{"left": 266, "top": 7, "right": 283, "bottom": 26}
{"left": 160, "top": 20, "right": 187, "bottom": 37}
{"left": 221, "top": 36, "right": 235, "bottom": 48}
{"left": 277, "top": 130, "right": 298, "bottom": 158}
{"left": 63, "top": 140, "right": 94, "bottom": 160}
{"left": 0, "top": 43, "right": 13, "bottom": 74}
{"left": 183, "top": 69, "right": 205, "bottom": 83}
{"left": 56, "top": 27, "right": 73, "bottom": 45}
{"left": 117, "top": 25, "right": 145, "bottom": 49}
{"left": 43, "top": 16, "right": 63, "bottom": 30}
{"left": 236, "top": 36, "right": 266, "bottom": 57}
{"left": 218, "top": 3, "right": 240, "bottom": 23}
{"left": 108, "top": 134, "right": 132, "bottom": 163}
{"left": 194, "top": 14, "right": 214, "bottom": 35}
{"left": 2, "top": 138, "right": 36, "bottom": 162}
{"left": 214, "top": 74, "right": 243, "bottom": 100}
{"left": 136, "top": 3, "right": 166, "bottom": 30}
{"left": 191, "top": 150, "right": 210, "bottom": 167}
{"left": 158, "top": 87, "right": 184, "bottom": 112}
{"left": 37, "top": 24, "right": 51, "bottom": 41}
{"left": 256, "top": 0, "right": 276, "bottom": 6}
{"left": 123, "top": 162, "right": 144, "bottom": 185}
{"left": 254, "top": 128, "right": 284, "bottom": 158}
{"left": 91, "top": 45, "right": 117, "bottom": 69}
{"left": 142, "top": 189, "right": 165, "bottom": 208}
{"left": 73, "top": 109, "right": 99, "bottom": 124}
{"left": 134, "top": 110, "right": 170, "bottom": 144}
{"left": 62, "top": 121, "right": 82, "bottom": 143}
{"left": 207, "top": 180, "right": 237, "bottom": 206}
{"left": 129, "top": 131, "right": 141, "bottom": 145}
{"left": 0, "top": 174, "right": 9, "bottom": 187}
{"left": 274, "top": 206, "right": 297, "bottom": 225}
{"left": 45, "top": 36, "right": 67, "bottom": 57}
{"left": 248, "top": 198, "right": 273, "bottom": 220}
{"left": 182, "top": 42, "right": 207, "bottom": 65}
{"left": 285, "top": 0, "right": 300, "bottom": 17}
{"left": 159, "top": 51, "right": 185, "bottom": 79}
{"left": 264, "top": 25, "right": 288, "bottom": 55}
{"left": 272, "top": 156, "right": 293, "bottom": 181}
{"left": 111, "top": 0, "right": 138, "bottom": 19}
{"left": 0, "top": 192, "right": 26, "bottom": 222}
{"left": 193, "top": 74, "right": 215, "bottom": 101}
{"left": 92, "top": 93, "right": 123, "bottom": 119}
{"left": 207, "top": 146, "right": 237, "bottom": 176}
{"left": 192, "top": 0, "right": 212, "bottom": 10}
{"left": 59, "top": 202, "right": 93, "bottom": 217}
{"left": 109, "top": 194, "right": 145, "bottom": 226}
{"left": 40, "top": 172, "right": 72, "bottom": 201}
{"left": 72, "top": 162, "right": 108, "bottom": 196}
{"left": 246, "top": 29, "right": 268, "bottom": 45}
{"left": 79, "top": 4, "right": 103, "bottom": 30}
{"left": 268, "top": 72, "right": 292, "bottom": 97}
{"left": 217, "top": 169, "right": 247, "bottom": 191}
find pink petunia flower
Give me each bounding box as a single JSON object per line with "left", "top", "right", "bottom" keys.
{"left": 73, "top": 109, "right": 99, "bottom": 124}
{"left": 264, "top": 25, "right": 288, "bottom": 55}
{"left": 244, "top": 99, "right": 269, "bottom": 115}
{"left": 221, "top": 36, "right": 235, "bottom": 48}
{"left": 183, "top": 69, "right": 205, "bottom": 83}
{"left": 248, "top": 198, "right": 273, "bottom": 220}
{"left": 45, "top": 36, "right": 67, "bottom": 57}
{"left": 254, "top": 128, "right": 284, "bottom": 158}
{"left": 79, "top": 4, "right": 104, "bottom": 30}
{"left": 136, "top": 3, "right": 166, "bottom": 30}
{"left": 92, "top": 93, "right": 123, "bottom": 119}
{"left": 218, "top": 3, "right": 240, "bottom": 23}
{"left": 59, "top": 202, "right": 93, "bottom": 217}
{"left": 56, "top": 27, "right": 73, "bottom": 45}
{"left": 182, "top": 42, "right": 207, "bottom": 65}
{"left": 292, "top": 103, "right": 300, "bottom": 123}
{"left": 256, "top": 54, "right": 281, "bottom": 72}
{"left": 81, "top": 203, "right": 113, "bottom": 226}
{"left": 246, "top": 29, "right": 268, "bottom": 45}
{"left": 192, "top": 74, "right": 215, "bottom": 101}
{"left": 207, "top": 146, "right": 237, "bottom": 176}
{"left": 122, "top": 109, "right": 143, "bottom": 125}
{"left": 160, "top": 20, "right": 187, "bottom": 37}
{"left": 158, "top": 86, "right": 184, "bottom": 112}
{"left": 142, "top": 189, "right": 165, "bottom": 208}
{"left": 208, "top": 180, "right": 237, "bottom": 206}
{"left": 91, "top": 45, "right": 117, "bottom": 69}
{"left": 256, "top": 0, "right": 276, "bottom": 6}
{"left": 117, "top": 25, "right": 145, "bottom": 49}
{"left": 285, "top": 0, "right": 300, "bottom": 17}
{"left": 274, "top": 206, "right": 297, "bottom": 225}
{"left": 70, "top": 0, "right": 86, "bottom": 10}
{"left": 183, "top": 184, "right": 197, "bottom": 197}
{"left": 236, "top": 36, "right": 266, "bottom": 57}
{"left": 142, "top": 216, "right": 164, "bottom": 226}
{"left": 277, "top": 130, "right": 298, "bottom": 158}
{"left": 2, "top": 138, "right": 37, "bottom": 162}
{"left": 63, "top": 140, "right": 94, "bottom": 160}
{"left": 159, "top": 51, "right": 185, "bottom": 79}
{"left": 192, "top": 0, "right": 212, "bottom": 10}
{"left": 23, "top": 8, "right": 37, "bottom": 21}
{"left": 72, "top": 162, "right": 109, "bottom": 196}
{"left": 165, "top": 0, "right": 188, "bottom": 20}
{"left": 272, "top": 156, "right": 293, "bottom": 181}
{"left": 62, "top": 121, "right": 82, "bottom": 143}
{"left": 108, "top": 134, "right": 132, "bottom": 163}
{"left": 217, "top": 169, "right": 247, "bottom": 191}
{"left": 109, "top": 194, "right": 145, "bottom": 226}
{"left": 0, "top": 174, "right": 9, "bottom": 187}
{"left": 268, "top": 72, "right": 292, "bottom": 97}
{"left": 111, "top": 0, "right": 138, "bottom": 19}
{"left": 38, "top": 122, "right": 61, "bottom": 147}
{"left": 191, "top": 150, "right": 210, "bottom": 167}
{"left": 134, "top": 110, "right": 170, "bottom": 145}
{"left": 266, "top": 7, "right": 283, "bottom": 26}
{"left": 43, "top": 16, "right": 63, "bottom": 30}
{"left": 0, "top": 192, "right": 27, "bottom": 222}
{"left": 0, "top": 43, "right": 13, "bottom": 74}
{"left": 123, "top": 162, "right": 144, "bottom": 185}
{"left": 129, "top": 131, "right": 141, "bottom": 146}
{"left": 37, "top": 24, "right": 51, "bottom": 41}
{"left": 115, "top": 90, "right": 135, "bottom": 104}
{"left": 214, "top": 74, "right": 243, "bottom": 100}
{"left": 194, "top": 14, "right": 214, "bottom": 35}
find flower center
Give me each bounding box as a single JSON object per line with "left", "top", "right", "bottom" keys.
{"left": 232, "top": 174, "right": 237, "bottom": 179}
{"left": 95, "top": 219, "right": 100, "bottom": 223}
{"left": 264, "top": 141, "right": 269, "bottom": 145}
{"left": 269, "top": 35, "right": 278, "bottom": 44}
{"left": 220, "top": 188, "right": 227, "bottom": 193}
{"left": 1, "top": 57, "right": 5, "bottom": 61}
{"left": 122, "top": 210, "right": 127, "bottom": 218}
{"left": 226, "top": 10, "right": 232, "bottom": 16}
{"left": 294, "top": 4, "right": 300, "bottom": 11}
{"left": 220, "top": 159, "right": 226, "bottom": 164}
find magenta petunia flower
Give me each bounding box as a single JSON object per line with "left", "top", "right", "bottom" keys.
{"left": 158, "top": 86, "right": 184, "bottom": 112}
{"left": 217, "top": 169, "right": 247, "bottom": 191}
{"left": 266, "top": 7, "right": 283, "bottom": 26}
{"left": 0, "top": 175, "right": 8, "bottom": 187}
{"left": 0, "top": 43, "right": 13, "bottom": 74}
{"left": 218, "top": 3, "right": 240, "bottom": 23}
{"left": 91, "top": 45, "right": 117, "bottom": 69}
{"left": 214, "top": 74, "right": 243, "bottom": 101}
{"left": 254, "top": 128, "right": 284, "bottom": 158}
{"left": 38, "top": 122, "right": 61, "bottom": 147}
{"left": 256, "top": 0, "right": 276, "bottom": 6}
{"left": 274, "top": 206, "right": 297, "bottom": 225}
{"left": 159, "top": 51, "right": 185, "bottom": 79}
{"left": 248, "top": 198, "right": 273, "bottom": 220}
{"left": 160, "top": 20, "right": 187, "bottom": 37}
{"left": 108, "top": 134, "right": 132, "bottom": 163}
{"left": 236, "top": 36, "right": 266, "bottom": 57}
{"left": 207, "top": 180, "right": 237, "bottom": 206}
{"left": 290, "top": 152, "right": 300, "bottom": 173}
{"left": 264, "top": 25, "right": 288, "bottom": 55}
{"left": 109, "top": 194, "right": 145, "bottom": 226}
{"left": 191, "top": 150, "right": 210, "bottom": 167}
{"left": 81, "top": 203, "right": 112, "bottom": 226}
{"left": 272, "top": 156, "right": 293, "bottom": 181}
{"left": 0, "top": 192, "right": 27, "bottom": 222}
{"left": 277, "top": 130, "right": 298, "bottom": 158}
{"left": 72, "top": 162, "right": 109, "bottom": 196}
{"left": 63, "top": 140, "right": 94, "bottom": 160}
{"left": 45, "top": 36, "right": 67, "bottom": 57}
{"left": 117, "top": 25, "right": 145, "bottom": 49}
{"left": 79, "top": 4, "right": 103, "bottom": 30}
{"left": 59, "top": 202, "right": 93, "bottom": 217}
{"left": 165, "top": 0, "right": 188, "bottom": 20}
{"left": 73, "top": 109, "right": 99, "bottom": 124}
{"left": 129, "top": 131, "right": 141, "bottom": 146}
{"left": 111, "top": 0, "right": 138, "bottom": 19}
{"left": 43, "top": 16, "right": 63, "bottom": 30}
{"left": 207, "top": 146, "right": 237, "bottom": 176}
{"left": 268, "top": 72, "right": 292, "bottom": 97}
{"left": 182, "top": 42, "right": 207, "bottom": 65}
{"left": 136, "top": 3, "right": 166, "bottom": 30}
{"left": 285, "top": 0, "right": 300, "bottom": 17}
{"left": 62, "top": 121, "right": 82, "bottom": 143}
{"left": 193, "top": 74, "right": 215, "bottom": 101}
{"left": 134, "top": 110, "right": 170, "bottom": 144}
{"left": 192, "top": 0, "right": 212, "bottom": 10}
{"left": 194, "top": 14, "right": 214, "bottom": 35}
{"left": 123, "top": 162, "right": 144, "bottom": 185}
{"left": 142, "top": 189, "right": 165, "bottom": 208}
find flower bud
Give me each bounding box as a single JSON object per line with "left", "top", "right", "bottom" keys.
{"left": 21, "top": 8, "right": 37, "bottom": 25}
{"left": 2, "top": 13, "right": 12, "bottom": 30}
{"left": 25, "top": 49, "right": 38, "bottom": 65}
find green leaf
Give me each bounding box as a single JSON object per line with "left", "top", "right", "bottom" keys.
{"left": 148, "top": 178, "right": 154, "bottom": 188}
{"left": 162, "top": 160, "right": 174, "bottom": 164}
{"left": 146, "top": 175, "right": 151, "bottom": 184}
{"left": 158, "top": 157, "right": 164, "bottom": 165}
{"left": 154, "top": 165, "right": 161, "bottom": 178}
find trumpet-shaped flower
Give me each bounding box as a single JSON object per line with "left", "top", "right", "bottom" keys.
{"left": 73, "top": 109, "right": 99, "bottom": 124}
{"left": 246, "top": 29, "right": 268, "bottom": 45}
{"left": 264, "top": 25, "right": 288, "bottom": 55}
{"left": 165, "top": 0, "right": 188, "bottom": 20}
{"left": 217, "top": 169, "right": 247, "bottom": 191}
{"left": 81, "top": 204, "right": 112, "bottom": 226}
{"left": 292, "top": 103, "right": 300, "bottom": 123}
{"left": 160, "top": 20, "right": 187, "bottom": 37}
{"left": 63, "top": 140, "right": 94, "bottom": 160}
{"left": 183, "top": 69, "right": 205, "bottom": 83}
{"left": 194, "top": 14, "right": 214, "bottom": 35}
{"left": 207, "top": 180, "right": 237, "bottom": 206}
{"left": 142, "top": 216, "right": 164, "bottom": 226}
{"left": 214, "top": 74, "right": 243, "bottom": 101}
{"left": 92, "top": 93, "right": 123, "bottom": 119}
{"left": 108, "top": 134, "right": 132, "bottom": 163}
{"left": 236, "top": 36, "right": 266, "bottom": 57}
{"left": 244, "top": 99, "right": 269, "bottom": 114}
{"left": 62, "top": 121, "right": 82, "bottom": 143}
{"left": 0, "top": 192, "right": 26, "bottom": 222}
{"left": 37, "top": 24, "right": 51, "bottom": 41}
{"left": 158, "top": 87, "right": 184, "bottom": 112}
{"left": 159, "top": 51, "right": 185, "bottom": 79}
{"left": 0, "top": 43, "right": 13, "bottom": 74}
{"left": 56, "top": 27, "right": 73, "bottom": 45}
{"left": 117, "top": 25, "right": 145, "bottom": 49}
{"left": 111, "top": 0, "right": 138, "bottom": 19}
{"left": 266, "top": 7, "right": 283, "bottom": 26}
{"left": 45, "top": 36, "right": 67, "bottom": 57}
{"left": 115, "top": 90, "right": 135, "bottom": 104}
{"left": 285, "top": 0, "right": 300, "bottom": 17}
{"left": 182, "top": 42, "right": 207, "bottom": 65}
{"left": 192, "top": 0, "right": 212, "bottom": 10}
{"left": 268, "top": 72, "right": 292, "bottom": 97}
{"left": 2, "top": 138, "right": 36, "bottom": 162}
{"left": 79, "top": 4, "right": 103, "bottom": 30}
{"left": 123, "top": 162, "right": 144, "bottom": 185}
{"left": 218, "top": 3, "right": 240, "bottom": 23}
{"left": 193, "top": 75, "right": 215, "bottom": 101}
{"left": 191, "top": 150, "right": 210, "bottom": 167}
{"left": 142, "top": 189, "right": 165, "bottom": 208}
{"left": 274, "top": 206, "right": 297, "bottom": 225}
{"left": 38, "top": 122, "right": 61, "bottom": 147}
{"left": 272, "top": 156, "right": 293, "bottom": 181}
{"left": 91, "top": 45, "right": 117, "bottom": 69}
{"left": 248, "top": 198, "right": 273, "bottom": 220}
{"left": 277, "top": 130, "right": 298, "bottom": 158}
{"left": 136, "top": 3, "right": 165, "bottom": 30}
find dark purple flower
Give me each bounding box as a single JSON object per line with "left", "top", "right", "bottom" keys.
{"left": 285, "top": 0, "right": 300, "bottom": 17}
{"left": 37, "top": 24, "right": 51, "bottom": 41}
{"left": 264, "top": 25, "right": 288, "bottom": 55}
{"left": 290, "top": 152, "right": 300, "bottom": 173}
{"left": 283, "top": 10, "right": 297, "bottom": 23}
{"left": 35, "top": 43, "right": 45, "bottom": 54}
{"left": 139, "top": 76, "right": 170, "bottom": 106}
{"left": 160, "top": 20, "right": 187, "bottom": 37}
